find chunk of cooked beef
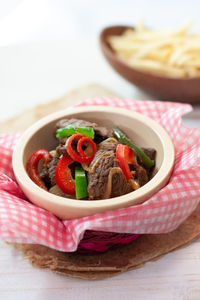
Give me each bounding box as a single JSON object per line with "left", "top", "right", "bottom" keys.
{"left": 87, "top": 139, "right": 132, "bottom": 199}
{"left": 142, "top": 148, "right": 156, "bottom": 161}
{"left": 135, "top": 165, "right": 149, "bottom": 186}
{"left": 48, "top": 157, "right": 59, "bottom": 186}
{"left": 136, "top": 147, "right": 156, "bottom": 167}
{"left": 132, "top": 147, "right": 156, "bottom": 181}
{"left": 56, "top": 144, "right": 67, "bottom": 156}
{"left": 111, "top": 168, "right": 133, "bottom": 198}
{"left": 87, "top": 151, "right": 116, "bottom": 200}
{"left": 140, "top": 147, "right": 156, "bottom": 178}
{"left": 56, "top": 118, "right": 95, "bottom": 133}
{"left": 40, "top": 167, "right": 50, "bottom": 187}
{"left": 40, "top": 157, "right": 59, "bottom": 187}
{"left": 55, "top": 118, "right": 111, "bottom": 144}
{"left": 98, "top": 138, "right": 118, "bottom": 151}
{"left": 94, "top": 134, "right": 107, "bottom": 144}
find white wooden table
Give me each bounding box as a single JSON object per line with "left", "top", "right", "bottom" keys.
{"left": 0, "top": 40, "right": 200, "bottom": 300}
{"left": 1, "top": 240, "right": 200, "bottom": 300}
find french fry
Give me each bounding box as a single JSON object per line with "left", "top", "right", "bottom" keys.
{"left": 108, "top": 21, "right": 200, "bottom": 78}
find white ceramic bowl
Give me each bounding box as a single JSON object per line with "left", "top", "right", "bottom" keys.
{"left": 12, "top": 106, "right": 175, "bottom": 219}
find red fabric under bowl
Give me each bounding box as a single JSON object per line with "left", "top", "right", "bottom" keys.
{"left": 77, "top": 230, "right": 140, "bottom": 253}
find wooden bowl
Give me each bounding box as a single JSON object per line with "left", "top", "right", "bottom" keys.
{"left": 12, "top": 106, "right": 174, "bottom": 219}
{"left": 100, "top": 25, "right": 200, "bottom": 103}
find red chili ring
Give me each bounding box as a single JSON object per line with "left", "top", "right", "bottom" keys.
{"left": 66, "top": 134, "right": 96, "bottom": 164}
{"left": 77, "top": 136, "right": 96, "bottom": 160}
{"left": 55, "top": 155, "right": 75, "bottom": 194}
{"left": 26, "top": 149, "right": 52, "bottom": 190}
{"left": 66, "top": 134, "right": 85, "bottom": 163}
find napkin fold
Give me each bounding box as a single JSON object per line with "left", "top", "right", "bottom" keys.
{"left": 0, "top": 98, "right": 200, "bottom": 252}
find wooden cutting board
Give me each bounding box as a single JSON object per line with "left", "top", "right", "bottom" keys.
{"left": 0, "top": 83, "right": 117, "bottom": 133}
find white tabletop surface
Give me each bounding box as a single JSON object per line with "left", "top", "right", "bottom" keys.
{"left": 1, "top": 1, "right": 200, "bottom": 300}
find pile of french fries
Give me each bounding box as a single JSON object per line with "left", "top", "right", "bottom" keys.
{"left": 108, "top": 21, "right": 200, "bottom": 78}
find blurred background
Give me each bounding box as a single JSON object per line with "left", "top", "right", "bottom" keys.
{"left": 1, "top": 0, "right": 200, "bottom": 121}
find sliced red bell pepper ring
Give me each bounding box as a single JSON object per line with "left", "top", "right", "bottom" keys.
{"left": 55, "top": 155, "right": 75, "bottom": 194}
{"left": 66, "top": 134, "right": 97, "bottom": 164}
{"left": 116, "top": 144, "right": 137, "bottom": 180}
{"left": 26, "top": 149, "right": 52, "bottom": 190}
{"left": 77, "top": 136, "right": 96, "bottom": 160}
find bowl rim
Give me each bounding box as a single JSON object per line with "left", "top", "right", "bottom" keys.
{"left": 12, "top": 105, "right": 175, "bottom": 211}
{"left": 100, "top": 24, "right": 200, "bottom": 82}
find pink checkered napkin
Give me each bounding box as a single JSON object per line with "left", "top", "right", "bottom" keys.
{"left": 0, "top": 98, "right": 200, "bottom": 252}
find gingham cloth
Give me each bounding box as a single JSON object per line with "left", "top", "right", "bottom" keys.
{"left": 0, "top": 97, "right": 200, "bottom": 252}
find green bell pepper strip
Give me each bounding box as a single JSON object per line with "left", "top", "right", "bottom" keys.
{"left": 75, "top": 165, "right": 88, "bottom": 199}
{"left": 113, "top": 127, "right": 154, "bottom": 169}
{"left": 56, "top": 125, "right": 95, "bottom": 139}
